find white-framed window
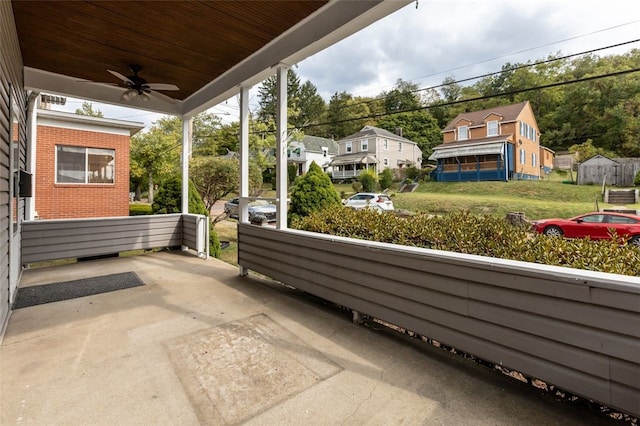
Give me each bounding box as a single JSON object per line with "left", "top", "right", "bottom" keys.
{"left": 383, "top": 158, "right": 389, "bottom": 166}
{"left": 361, "top": 139, "right": 368, "bottom": 151}
{"left": 532, "top": 153, "right": 537, "bottom": 167}
{"left": 56, "top": 145, "right": 115, "bottom": 184}
{"left": 458, "top": 125, "right": 468, "bottom": 140}
{"left": 383, "top": 139, "right": 389, "bottom": 150}
{"left": 519, "top": 148, "right": 525, "bottom": 165}
{"left": 322, "top": 147, "right": 328, "bottom": 157}
{"left": 398, "top": 142, "right": 403, "bottom": 153}
{"left": 345, "top": 141, "right": 352, "bottom": 153}
{"left": 487, "top": 120, "right": 498, "bottom": 136}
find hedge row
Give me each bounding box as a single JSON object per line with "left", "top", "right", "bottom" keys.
{"left": 291, "top": 208, "right": 640, "bottom": 276}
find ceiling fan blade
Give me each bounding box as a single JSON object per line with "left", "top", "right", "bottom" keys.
{"left": 145, "top": 83, "right": 179, "bottom": 91}
{"left": 107, "top": 69, "right": 133, "bottom": 84}
{"left": 148, "top": 90, "right": 178, "bottom": 103}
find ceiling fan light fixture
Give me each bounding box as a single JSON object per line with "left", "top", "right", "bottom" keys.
{"left": 140, "top": 92, "right": 150, "bottom": 102}
{"left": 121, "top": 90, "right": 132, "bottom": 101}
{"left": 128, "top": 89, "right": 139, "bottom": 99}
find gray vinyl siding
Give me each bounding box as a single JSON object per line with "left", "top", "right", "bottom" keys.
{"left": 1, "top": 1, "right": 25, "bottom": 336}
{"left": 22, "top": 214, "right": 208, "bottom": 264}
{"left": 238, "top": 224, "right": 640, "bottom": 417}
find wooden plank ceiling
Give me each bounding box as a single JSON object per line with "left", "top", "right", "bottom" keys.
{"left": 12, "top": 1, "right": 327, "bottom": 101}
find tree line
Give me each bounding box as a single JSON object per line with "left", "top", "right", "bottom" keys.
{"left": 128, "top": 48, "right": 640, "bottom": 203}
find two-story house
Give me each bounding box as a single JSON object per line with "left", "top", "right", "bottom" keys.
{"left": 429, "top": 101, "right": 553, "bottom": 182}
{"left": 330, "top": 126, "right": 422, "bottom": 180}
{"left": 287, "top": 135, "right": 338, "bottom": 176}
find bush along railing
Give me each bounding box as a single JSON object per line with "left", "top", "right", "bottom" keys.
{"left": 291, "top": 207, "right": 640, "bottom": 276}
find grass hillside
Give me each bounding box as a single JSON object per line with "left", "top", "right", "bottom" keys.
{"left": 392, "top": 180, "right": 638, "bottom": 220}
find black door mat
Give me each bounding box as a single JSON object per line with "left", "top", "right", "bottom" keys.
{"left": 14, "top": 272, "right": 145, "bottom": 309}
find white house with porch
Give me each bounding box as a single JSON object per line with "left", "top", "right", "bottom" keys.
{"left": 288, "top": 135, "right": 338, "bottom": 175}
{"left": 330, "top": 126, "right": 422, "bottom": 180}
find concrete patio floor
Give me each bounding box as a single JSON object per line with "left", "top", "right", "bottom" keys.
{"left": 0, "top": 251, "right": 626, "bottom": 425}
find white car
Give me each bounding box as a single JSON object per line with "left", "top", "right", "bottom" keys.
{"left": 342, "top": 193, "right": 394, "bottom": 211}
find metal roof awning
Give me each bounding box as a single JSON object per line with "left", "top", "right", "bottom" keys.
{"left": 429, "top": 142, "right": 505, "bottom": 160}
{"left": 330, "top": 154, "right": 378, "bottom": 166}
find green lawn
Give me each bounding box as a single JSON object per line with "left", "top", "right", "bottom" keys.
{"left": 334, "top": 177, "right": 638, "bottom": 220}
{"left": 224, "top": 174, "right": 638, "bottom": 222}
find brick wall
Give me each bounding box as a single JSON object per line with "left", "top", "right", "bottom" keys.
{"left": 36, "top": 125, "right": 130, "bottom": 219}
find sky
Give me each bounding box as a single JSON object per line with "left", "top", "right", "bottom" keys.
{"left": 57, "top": 0, "right": 640, "bottom": 129}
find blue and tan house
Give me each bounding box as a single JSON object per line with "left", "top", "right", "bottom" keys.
{"left": 429, "top": 101, "right": 553, "bottom": 181}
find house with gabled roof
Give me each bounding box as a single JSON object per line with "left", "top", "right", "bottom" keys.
{"left": 330, "top": 126, "right": 422, "bottom": 180}
{"left": 288, "top": 135, "right": 338, "bottom": 175}
{"left": 429, "top": 101, "right": 553, "bottom": 182}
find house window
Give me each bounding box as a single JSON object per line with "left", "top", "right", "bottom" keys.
{"left": 383, "top": 139, "right": 389, "bottom": 150}
{"left": 56, "top": 145, "right": 115, "bottom": 184}
{"left": 345, "top": 141, "right": 352, "bottom": 153}
{"left": 361, "top": 139, "right": 368, "bottom": 151}
{"left": 322, "top": 147, "right": 328, "bottom": 157}
{"left": 458, "top": 125, "right": 468, "bottom": 140}
{"left": 383, "top": 158, "right": 389, "bottom": 166}
{"left": 519, "top": 148, "right": 525, "bottom": 165}
{"left": 487, "top": 121, "right": 498, "bottom": 136}
{"left": 532, "top": 153, "right": 537, "bottom": 167}
{"left": 398, "top": 142, "right": 403, "bottom": 153}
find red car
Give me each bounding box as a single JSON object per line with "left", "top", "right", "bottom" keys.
{"left": 531, "top": 212, "right": 640, "bottom": 247}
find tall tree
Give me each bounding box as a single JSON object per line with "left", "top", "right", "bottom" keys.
{"left": 325, "top": 91, "right": 373, "bottom": 139}
{"left": 75, "top": 101, "right": 103, "bottom": 117}
{"left": 382, "top": 79, "right": 422, "bottom": 113}
{"left": 191, "top": 113, "right": 223, "bottom": 157}
{"left": 296, "top": 80, "right": 326, "bottom": 131}
{"left": 377, "top": 111, "right": 442, "bottom": 161}
{"left": 256, "top": 69, "right": 301, "bottom": 125}
{"left": 130, "top": 117, "right": 181, "bottom": 204}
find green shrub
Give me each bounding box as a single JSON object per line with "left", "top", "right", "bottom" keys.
{"left": 290, "top": 208, "right": 640, "bottom": 276}
{"left": 288, "top": 164, "right": 298, "bottom": 184}
{"left": 351, "top": 180, "right": 363, "bottom": 193}
{"left": 129, "top": 203, "right": 152, "bottom": 216}
{"left": 379, "top": 168, "right": 393, "bottom": 191}
{"left": 210, "top": 226, "right": 221, "bottom": 258}
{"left": 634, "top": 170, "right": 640, "bottom": 186}
{"left": 152, "top": 175, "right": 208, "bottom": 216}
{"left": 358, "top": 169, "right": 378, "bottom": 192}
{"left": 289, "top": 161, "right": 341, "bottom": 221}
{"left": 405, "top": 166, "right": 420, "bottom": 180}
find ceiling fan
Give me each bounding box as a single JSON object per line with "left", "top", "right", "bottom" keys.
{"left": 107, "top": 65, "right": 179, "bottom": 103}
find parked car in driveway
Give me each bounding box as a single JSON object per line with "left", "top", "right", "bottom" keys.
{"left": 531, "top": 212, "right": 640, "bottom": 246}
{"left": 342, "top": 193, "right": 394, "bottom": 211}
{"left": 224, "top": 198, "right": 277, "bottom": 222}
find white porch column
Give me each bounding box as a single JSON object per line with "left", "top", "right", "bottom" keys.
{"left": 239, "top": 86, "right": 250, "bottom": 224}
{"left": 239, "top": 85, "right": 250, "bottom": 276}
{"left": 275, "top": 65, "right": 288, "bottom": 229}
{"left": 25, "top": 93, "right": 39, "bottom": 220}
{"left": 181, "top": 117, "right": 193, "bottom": 214}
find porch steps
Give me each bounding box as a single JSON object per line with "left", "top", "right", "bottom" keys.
{"left": 400, "top": 183, "right": 419, "bottom": 193}
{"left": 605, "top": 189, "right": 637, "bottom": 205}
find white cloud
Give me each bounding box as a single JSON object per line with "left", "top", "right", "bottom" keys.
{"left": 296, "top": 0, "right": 640, "bottom": 100}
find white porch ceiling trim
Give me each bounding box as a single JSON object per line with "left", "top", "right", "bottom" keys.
{"left": 24, "top": 67, "right": 182, "bottom": 115}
